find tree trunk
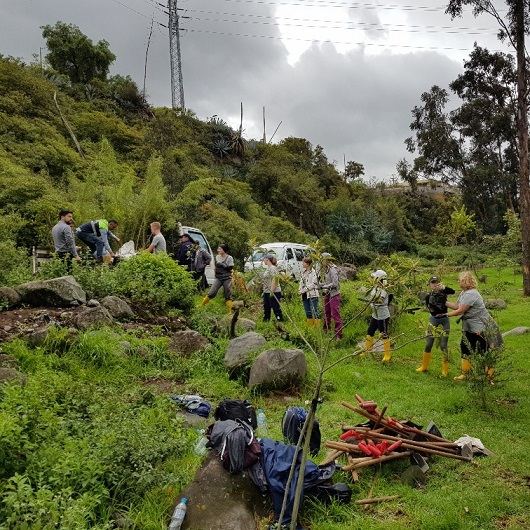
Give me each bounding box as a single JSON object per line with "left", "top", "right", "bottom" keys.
{"left": 516, "top": 0, "right": 530, "bottom": 295}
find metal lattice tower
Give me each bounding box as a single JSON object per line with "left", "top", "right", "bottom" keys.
{"left": 168, "top": 0, "right": 185, "bottom": 110}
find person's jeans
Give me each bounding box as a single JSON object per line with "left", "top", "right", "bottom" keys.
{"left": 77, "top": 231, "right": 104, "bottom": 260}
{"left": 302, "top": 295, "right": 320, "bottom": 319}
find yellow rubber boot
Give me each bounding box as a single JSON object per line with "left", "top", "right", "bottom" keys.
{"left": 362, "top": 335, "right": 374, "bottom": 357}
{"left": 200, "top": 296, "right": 210, "bottom": 306}
{"left": 307, "top": 318, "right": 314, "bottom": 327}
{"left": 486, "top": 366, "right": 495, "bottom": 384}
{"left": 416, "top": 352, "right": 431, "bottom": 372}
{"left": 454, "top": 358, "right": 472, "bottom": 381}
{"left": 313, "top": 319, "right": 321, "bottom": 328}
{"left": 225, "top": 300, "right": 233, "bottom": 314}
{"left": 382, "top": 339, "right": 392, "bottom": 363}
{"left": 441, "top": 359, "right": 449, "bottom": 377}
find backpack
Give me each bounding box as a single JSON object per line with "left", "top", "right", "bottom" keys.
{"left": 282, "top": 406, "right": 321, "bottom": 456}
{"left": 169, "top": 394, "right": 212, "bottom": 418}
{"left": 214, "top": 398, "right": 258, "bottom": 429}
{"left": 426, "top": 291, "right": 447, "bottom": 315}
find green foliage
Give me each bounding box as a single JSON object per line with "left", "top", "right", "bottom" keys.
{"left": 113, "top": 253, "right": 195, "bottom": 311}
{"left": 437, "top": 205, "right": 477, "bottom": 246}
{"left": 0, "top": 241, "right": 32, "bottom": 287}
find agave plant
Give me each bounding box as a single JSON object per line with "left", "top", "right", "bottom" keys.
{"left": 212, "top": 136, "right": 231, "bottom": 158}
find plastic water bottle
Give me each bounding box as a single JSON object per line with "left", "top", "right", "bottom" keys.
{"left": 168, "top": 497, "right": 187, "bottom": 530}
{"left": 256, "top": 408, "right": 268, "bottom": 437}
{"left": 193, "top": 429, "right": 207, "bottom": 456}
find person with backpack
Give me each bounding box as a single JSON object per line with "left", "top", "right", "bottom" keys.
{"left": 365, "top": 269, "right": 392, "bottom": 361}
{"left": 200, "top": 244, "right": 234, "bottom": 313}
{"left": 298, "top": 257, "right": 321, "bottom": 327}
{"left": 416, "top": 276, "right": 455, "bottom": 376}
{"left": 192, "top": 241, "right": 211, "bottom": 291}
{"left": 318, "top": 253, "right": 342, "bottom": 340}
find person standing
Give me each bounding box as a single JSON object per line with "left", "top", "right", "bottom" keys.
{"left": 146, "top": 222, "right": 166, "bottom": 255}
{"left": 319, "top": 253, "right": 342, "bottom": 340}
{"left": 416, "top": 276, "right": 455, "bottom": 376}
{"left": 365, "top": 269, "right": 392, "bottom": 361}
{"left": 440, "top": 271, "right": 495, "bottom": 381}
{"left": 192, "top": 240, "right": 212, "bottom": 291}
{"left": 51, "top": 209, "right": 81, "bottom": 270}
{"left": 262, "top": 254, "right": 283, "bottom": 322}
{"left": 178, "top": 233, "right": 195, "bottom": 271}
{"left": 200, "top": 244, "right": 234, "bottom": 313}
{"left": 76, "top": 219, "right": 120, "bottom": 264}
{"left": 298, "top": 257, "right": 320, "bottom": 326}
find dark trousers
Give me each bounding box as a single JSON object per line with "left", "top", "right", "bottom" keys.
{"left": 77, "top": 231, "right": 104, "bottom": 260}
{"left": 461, "top": 331, "right": 488, "bottom": 357}
{"left": 57, "top": 252, "right": 74, "bottom": 273}
{"left": 263, "top": 292, "right": 283, "bottom": 321}
{"left": 367, "top": 317, "right": 389, "bottom": 339}
{"left": 194, "top": 270, "right": 208, "bottom": 291}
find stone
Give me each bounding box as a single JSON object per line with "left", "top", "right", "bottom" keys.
{"left": 217, "top": 316, "right": 257, "bottom": 335}
{"left": 177, "top": 452, "right": 271, "bottom": 530}
{"left": 72, "top": 306, "right": 114, "bottom": 331}
{"left": 168, "top": 330, "right": 209, "bottom": 357}
{"left": 16, "top": 276, "right": 86, "bottom": 307}
{"left": 0, "top": 287, "right": 21, "bottom": 309}
{"left": 0, "top": 354, "right": 16, "bottom": 368}
{"left": 249, "top": 348, "right": 307, "bottom": 390}
{"left": 502, "top": 326, "right": 530, "bottom": 337}
{"left": 87, "top": 299, "right": 100, "bottom": 307}
{"left": 0, "top": 367, "right": 27, "bottom": 385}
{"left": 484, "top": 299, "right": 507, "bottom": 310}
{"left": 224, "top": 332, "right": 267, "bottom": 371}
{"left": 338, "top": 265, "right": 357, "bottom": 281}
{"left": 23, "top": 327, "right": 50, "bottom": 348}
{"left": 119, "top": 341, "right": 132, "bottom": 352}
{"left": 100, "top": 296, "right": 135, "bottom": 320}
{"left": 357, "top": 339, "right": 385, "bottom": 353}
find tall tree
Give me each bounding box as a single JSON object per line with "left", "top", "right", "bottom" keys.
{"left": 42, "top": 22, "right": 116, "bottom": 84}
{"left": 446, "top": 0, "right": 530, "bottom": 294}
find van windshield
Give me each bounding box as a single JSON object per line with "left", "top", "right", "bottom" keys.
{"left": 252, "top": 247, "right": 285, "bottom": 261}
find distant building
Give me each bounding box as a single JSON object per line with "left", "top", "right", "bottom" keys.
{"left": 382, "top": 179, "right": 459, "bottom": 201}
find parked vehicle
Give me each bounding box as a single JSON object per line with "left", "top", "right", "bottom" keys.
{"left": 244, "top": 242, "right": 312, "bottom": 279}
{"left": 178, "top": 224, "right": 215, "bottom": 285}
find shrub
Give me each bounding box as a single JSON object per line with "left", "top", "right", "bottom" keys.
{"left": 113, "top": 253, "right": 195, "bottom": 311}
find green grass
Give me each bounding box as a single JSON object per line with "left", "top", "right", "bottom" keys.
{"left": 1, "top": 266, "right": 529, "bottom": 529}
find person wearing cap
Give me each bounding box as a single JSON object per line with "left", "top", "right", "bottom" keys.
{"left": 262, "top": 254, "right": 283, "bottom": 322}
{"left": 178, "top": 233, "right": 195, "bottom": 271}
{"left": 298, "top": 257, "right": 320, "bottom": 326}
{"left": 200, "top": 244, "right": 234, "bottom": 313}
{"left": 319, "top": 253, "right": 342, "bottom": 340}
{"left": 365, "top": 269, "right": 392, "bottom": 361}
{"left": 417, "top": 276, "right": 455, "bottom": 376}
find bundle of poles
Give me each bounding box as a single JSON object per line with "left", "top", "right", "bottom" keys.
{"left": 322, "top": 394, "right": 472, "bottom": 486}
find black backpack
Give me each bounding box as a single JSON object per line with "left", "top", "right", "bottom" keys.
{"left": 214, "top": 399, "right": 258, "bottom": 429}
{"left": 426, "top": 291, "right": 447, "bottom": 315}
{"left": 282, "top": 406, "right": 321, "bottom": 456}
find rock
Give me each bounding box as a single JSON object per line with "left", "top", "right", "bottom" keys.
{"left": 0, "top": 287, "right": 21, "bottom": 309}
{"left": 249, "top": 349, "right": 307, "bottom": 390}
{"left": 168, "top": 330, "right": 209, "bottom": 357}
{"left": 224, "top": 332, "right": 267, "bottom": 372}
{"left": 217, "top": 316, "right": 257, "bottom": 335}
{"left": 502, "top": 326, "right": 530, "bottom": 337}
{"left": 100, "top": 296, "right": 135, "bottom": 320}
{"left": 0, "top": 367, "right": 27, "bottom": 385}
{"left": 177, "top": 452, "right": 271, "bottom": 530}
{"left": 338, "top": 265, "right": 357, "bottom": 281}
{"left": 87, "top": 299, "right": 100, "bottom": 307}
{"left": 16, "top": 276, "right": 86, "bottom": 307}
{"left": 73, "top": 306, "right": 114, "bottom": 330}
{"left": 23, "top": 327, "right": 50, "bottom": 348}
{"left": 484, "top": 299, "right": 507, "bottom": 310}
{"left": 119, "top": 341, "right": 132, "bottom": 352}
{"left": 0, "top": 354, "right": 17, "bottom": 368}
{"left": 356, "top": 339, "right": 385, "bottom": 353}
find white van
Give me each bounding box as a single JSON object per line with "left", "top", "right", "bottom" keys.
{"left": 178, "top": 224, "right": 215, "bottom": 285}
{"left": 244, "top": 242, "right": 312, "bottom": 279}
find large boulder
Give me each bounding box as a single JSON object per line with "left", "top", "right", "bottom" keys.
{"left": 224, "top": 332, "right": 267, "bottom": 372}
{"left": 502, "top": 326, "right": 529, "bottom": 337}
{"left": 0, "top": 354, "right": 17, "bottom": 368}
{"left": 484, "top": 299, "right": 507, "bottom": 310}
{"left": 23, "top": 327, "right": 50, "bottom": 348}
{"left": 101, "top": 296, "right": 135, "bottom": 320}
{"left": 0, "top": 287, "right": 21, "bottom": 309}
{"left": 168, "top": 330, "right": 209, "bottom": 357}
{"left": 338, "top": 265, "right": 357, "bottom": 281}
{"left": 177, "top": 452, "right": 271, "bottom": 530}
{"left": 0, "top": 367, "right": 27, "bottom": 385}
{"left": 218, "top": 316, "right": 257, "bottom": 335}
{"left": 249, "top": 349, "right": 307, "bottom": 390}
{"left": 73, "top": 306, "right": 114, "bottom": 330}
{"left": 16, "top": 276, "right": 86, "bottom": 307}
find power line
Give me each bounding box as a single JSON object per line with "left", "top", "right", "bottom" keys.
{"left": 109, "top": 0, "right": 167, "bottom": 27}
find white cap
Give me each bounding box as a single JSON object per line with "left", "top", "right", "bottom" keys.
{"left": 371, "top": 269, "right": 387, "bottom": 279}
{"left": 321, "top": 252, "right": 332, "bottom": 259}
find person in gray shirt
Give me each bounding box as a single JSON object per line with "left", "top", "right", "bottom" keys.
{"left": 51, "top": 210, "right": 81, "bottom": 270}
{"left": 146, "top": 222, "right": 166, "bottom": 255}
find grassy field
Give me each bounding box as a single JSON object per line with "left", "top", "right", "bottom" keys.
{"left": 1, "top": 266, "right": 529, "bottom": 529}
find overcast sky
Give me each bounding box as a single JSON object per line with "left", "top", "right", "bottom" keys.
{"left": 1, "top": 0, "right": 512, "bottom": 180}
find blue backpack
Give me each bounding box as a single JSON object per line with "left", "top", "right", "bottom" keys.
{"left": 281, "top": 406, "right": 321, "bottom": 456}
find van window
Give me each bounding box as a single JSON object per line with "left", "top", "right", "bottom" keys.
{"left": 189, "top": 232, "right": 209, "bottom": 253}
{"left": 252, "top": 247, "right": 285, "bottom": 260}
{"left": 294, "top": 248, "right": 305, "bottom": 261}
{"left": 285, "top": 248, "right": 294, "bottom": 260}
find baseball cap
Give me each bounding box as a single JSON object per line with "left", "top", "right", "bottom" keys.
{"left": 428, "top": 276, "right": 440, "bottom": 284}
{"left": 321, "top": 252, "right": 332, "bottom": 259}
{"left": 371, "top": 269, "right": 387, "bottom": 279}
